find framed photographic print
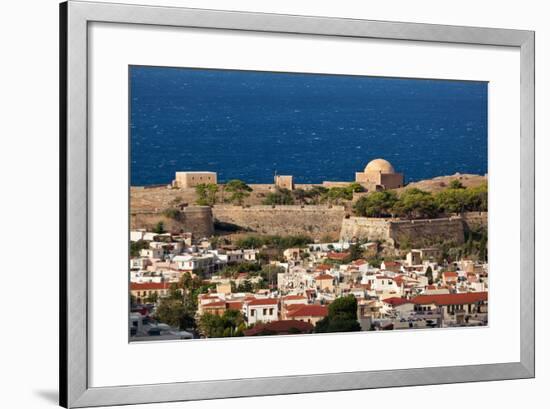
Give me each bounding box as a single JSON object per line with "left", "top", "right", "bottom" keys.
{"left": 60, "top": 1, "right": 535, "bottom": 407}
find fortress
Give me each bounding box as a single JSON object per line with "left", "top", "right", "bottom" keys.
{"left": 171, "top": 158, "right": 404, "bottom": 192}
{"left": 354, "top": 158, "right": 404, "bottom": 190}
{"left": 131, "top": 159, "right": 487, "bottom": 246}
{"left": 130, "top": 206, "right": 214, "bottom": 239}
{"left": 130, "top": 203, "right": 486, "bottom": 247}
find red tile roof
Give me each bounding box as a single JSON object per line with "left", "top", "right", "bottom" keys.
{"left": 130, "top": 282, "right": 170, "bottom": 291}
{"left": 285, "top": 303, "right": 303, "bottom": 311}
{"left": 383, "top": 297, "right": 412, "bottom": 307}
{"left": 283, "top": 295, "right": 307, "bottom": 301}
{"left": 203, "top": 301, "right": 227, "bottom": 308}
{"left": 315, "top": 264, "right": 332, "bottom": 271}
{"left": 394, "top": 276, "right": 405, "bottom": 285}
{"left": 327, "top": 252, "right": 350, "bottom": 260}
{"left": 246, "top": 298, "right": 279, "bottom": 306}
{"left": 198, "top": 294, "right": 219, "bottom": 299}
{"left": 443, "top": 271, "right": 458, "bottom": 278}
{"left": 315, "top": 274, "right": 334, "bottom": 281}
{"left": 226, "top": 301, "right": 243, "bottom": 311}
{"left": 244, "top": 320, "right": 314, "bottom": 336}
{"left": 287, "top": 304, "right": 328, "bottom": 318}
{"left": 411, "top": 292, "right": 487, "bottom": 306}
{"left": 383, "top": 261, "right": 401, "bottom": 267}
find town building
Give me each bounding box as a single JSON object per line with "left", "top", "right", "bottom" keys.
{"left": 244, "top": 320, "right": 313, "bottom": 336}
{"left": 172, "top": 171, "right": 217, "bottom": 188}
{"left": 274, "top": 175, "right": 295, "bottom": 190}
{"left": 315, "top": 273, "right": 335, "bottom": 292}
{"left": 245, "top": 298, "right": 279, "bottom": 325}
{"left": 410, "top": 292, "right": 488, "bottom": 325}
{"left": 285, "top": 304, "right": 328, "bottom": 325}
{"left": 355, "top": 158, "right": 404, "bottom": 190}
{"left": 130, "top": 282, "right": 171, "bottom": 303}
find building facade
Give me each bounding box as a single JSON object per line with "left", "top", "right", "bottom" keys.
{"left": 355, "top": 158, "right": 404, "bottom": 189}
{"left": 172, "top": 171, "right": 217, "bottom": 188}
{"left": 274, "top": 175, "right": 295, "bottom": 190}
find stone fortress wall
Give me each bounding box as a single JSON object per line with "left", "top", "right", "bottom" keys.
{"left": 339, "top": 217, "right": 393, "bottom": 243}
{"left": 340, "top": 212, "right": 487, "bottom": 248}
{"left": 130, "top": 206, "right": 214, "bottom": 239}
{"left": 212, "top": 205, "right": 346, "bottom": 240}
{"left": 461, "top": 211, "right": 489, "bottom": 230}
{"left": 389, "top": 217, "right": 465, "bottom": 248}
{"left": 130, "top": 200, "right": 487, "bottom": 247}
{"left": 130, "top": 163, "right": 487, "bottom": 246}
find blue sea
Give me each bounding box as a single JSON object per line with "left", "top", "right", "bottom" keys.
{"left": 130, "top": 66, "right": 487, "bottom": 186}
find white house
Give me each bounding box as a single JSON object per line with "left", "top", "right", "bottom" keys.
{"left": 243, "top": 249, "right": 259, "bottom": 262}
{"left": 245, "top": 298, "right": 279, "bottom": 325}
{"left": 149, "top": 241, "right": 184, "bottom": 257}
{"left": 172, "top": 254, "right": 221, "bottom": 275}
{"left": 129, "top": 257, "right": 151, "bottom": 271}
{"left": 140, "top": 248, "right": 164, "bottom": 260}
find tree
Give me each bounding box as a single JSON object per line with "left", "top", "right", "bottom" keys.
{"left": 144, "top": 292, "right": 159, "bottom": 304}
{"left": 465, "top": 183, "right": 488, "bottom": 211}
{"left": 448, "top": 179, "right": 465, "bottom": 189}
{"left": 232, "top": 279, "right": 253, "bottom": 293}
{"left": 367, "top": 257, "right": 382, "bottom": 268}
{"left": 262, "top": 188, "right": 295, "bottom": 205}
{"left": 292, "top": 188, "right": 308, "bottom": 204}
{"left": 345, "top": 243, "right": 364, "bottom": 263}
{"left": 153, "top": 221, "right": 165, "bottom": 234}
{"left": 235, "top": 234, "right": 313, "bottom": 250}
{"left": 321, "top": 183, "right": 362, "bottom": 204}
{"left": 260, "top": 265, "right": 284, "bottom": 287}
{"left": 314, "top": 295, "right": 361, "bottom": 333}
{"left": 155, "top": 296, "right": 196, "bottom": 330}
{"left": 425, "top": 266, "right": 434, "bottom": 285}
{"left": 435, "top": 187, "right": 469, "bottom": 214}
{"left": 198, "top": 313, "right": 224, "bottom": 338}
{"left": 162, "top": 208, "right": 183, "bottom": 221}
{"left": 130, "top": 240, "right": 149, "bottom": 257}
{"left": 225, "top": 179, "right": 252, "bottom": 205}
{"left": 353, "top": 191, "right": 398, "bottom": 217}
{"left": 393, "top": 188, "right": 438, "bottom": 219}
{"left": 236, "top": 235, "right": 265, "bottom": 249}
{"left": 198, "top": 310, "right": 245, "bottom": 338}
{"left": 304, "top": 186, "right": 329, "bottom": 204}
{"left": 348, "top": 182, "right": 365, "bottom": 193}
{"left": 195, "top": 183, "right": 219, "bottom": 206}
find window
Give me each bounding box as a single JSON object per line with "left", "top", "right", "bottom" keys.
{"left": 269, "top": 308, "right": 274, "bottom": 315}
{"left": 263, "top": 308, "right": 267, "bottom": 315}
{"left": 251, "top": 309, "right": 255, "bottom": 316}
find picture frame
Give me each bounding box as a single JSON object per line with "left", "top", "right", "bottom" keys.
{"left": 60, "top": 1, "right": 535, "bottom": 407}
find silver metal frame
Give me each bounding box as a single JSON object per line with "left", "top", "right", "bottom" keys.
{"left": 60, "top": 1, "right": 535, "bottom": 407}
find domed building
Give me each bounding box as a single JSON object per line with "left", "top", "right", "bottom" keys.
{"left": 355, "top": 158, "right": 404, "bottom": 190}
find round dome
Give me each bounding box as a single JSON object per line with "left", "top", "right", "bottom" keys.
{"left": 365, "top": 158, "right": 395, "bottom": 174}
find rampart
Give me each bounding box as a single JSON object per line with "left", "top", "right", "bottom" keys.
{"left": 461, "top": 211, "right": 488, "bottom": 230}
{"left": 212, "top": 205, "right": 346, "bottom": 240}
{"left": 339, "top": 217, "right": 392, "bottom": 243}
{"left": 389, "top": 217, "right": 465, "bottom": 248}
{"left": 130, "top": 206, "right": 213, "bottom": 239}
{"left": 339, "top": 214, "right": 487, "bottom": 248}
